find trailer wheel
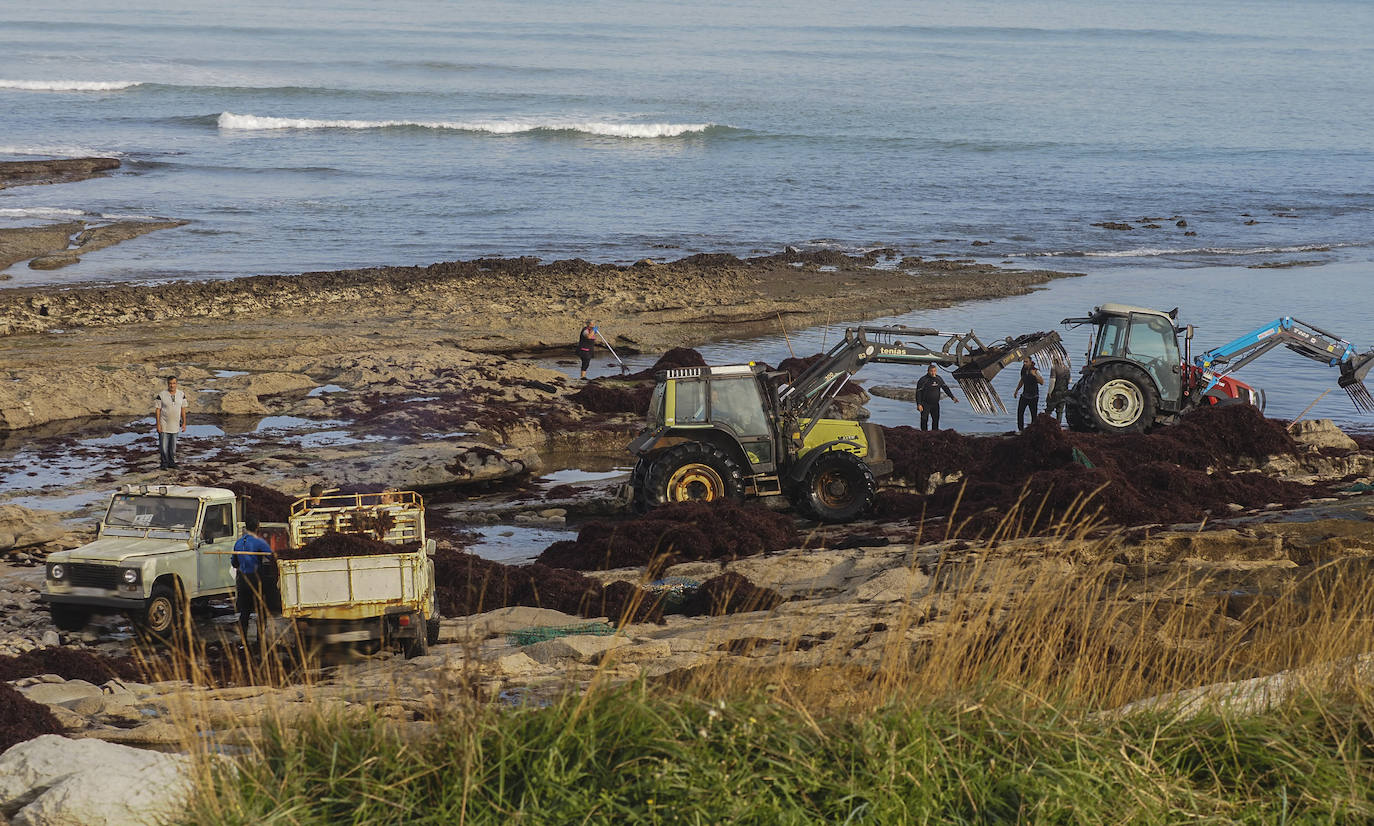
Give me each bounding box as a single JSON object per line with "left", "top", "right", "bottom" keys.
{"left": 136, "top": 582, "right": 184, "bottom": 641}
{"left": 793, "top": 451, "right": 877, "bottom": 523}
{"left": 49, "top": 604, "right": 91, "bottom": 632}
{"left": 426, "top": 611, "right": 442, "bottom": 647}
{"left": 404, "top": 616, "right": 430, "bottom": 659}
{"left": 642, "top": 442, "right": 743, "bottom": 506}
{"left": 1082, "top": 364, "right": 1158, "bottom": 434}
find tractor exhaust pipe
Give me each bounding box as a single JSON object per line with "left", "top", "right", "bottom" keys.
{"left": 1339, "top": 352, "right": 1374, "bottom": 413}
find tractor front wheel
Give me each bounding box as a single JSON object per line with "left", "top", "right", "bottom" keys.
{"left": 1081, "top": 363, "right": 1158, "bottom": 434}
{"left": 641, "top": 442, "right": 744, "bottom": 507}
{"left": 793, "top": 451, "right": 877, "bottom": 523}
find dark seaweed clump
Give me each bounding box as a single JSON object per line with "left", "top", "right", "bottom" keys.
{"left": 677, "top": 573, "right": 786, "bottom": 617}
{"left": 0, "top": 684, "right": 64, "bottom": 753}
{"left": 218, "top": 480, "right": 295, "bottom": 523}
{"left": 536, "top": 500, "right": 799, "bottom": 572}
{"left": 276, "top": 532, "right": 420, "bottom": 561}
{"left": 0, "top": 647, "right": 144, "bottom": 684}
{"left": 877, "top": 405, "right": 1311, "bottom": 536}
{"left": 431, "top": 548, "right": 664, "bottom": 623}
{"left": 569, "top": 382, "right": 654, "bottom": 415}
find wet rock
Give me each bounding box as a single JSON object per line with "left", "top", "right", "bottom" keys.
{"left": 522, "top": 634, "right": 629, "bottom": 664}
{"left": 19, "top": 681, "right": 103, "bottom": 709}
{"left": 217, "top": 389, "right": 268, "bottom": 415}
{"left": 1092, "top": 221, "right": 1134, "bottom": 231}
{"left": 0, "top": 734, "right": 191, "bottom": 826}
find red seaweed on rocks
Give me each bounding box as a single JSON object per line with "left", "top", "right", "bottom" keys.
{"left": 877, "top": 405, "right": 1313, "bottom": 536}
{"left": 623, "top": 348, "right": 708, "bottom": 380}
{"left": 536, "top": 500, "right": 799, "bottom": 572}
{"left": 276, "top": 532, "right": 420, "bottom": 561}
{"left": 0, "top": 684, "right": 64, "bottom": 753}
{"left": 432, "top": 548, "right": 664, "bottom": 623}
{"left": 0, "top": 648, "right": 144, "bottom": 684}
{"left": 218, "top": 481, "right": 295, "bottom": 523}
{"left": 678, "top": 573, "right": 786, "bottom": 617}
{"left": 569, "top": 382, "right": 654, "bottom": 415}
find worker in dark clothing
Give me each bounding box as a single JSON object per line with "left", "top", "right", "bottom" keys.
{"left": 1013, "top": 356, "right": 1043, "bottom": 431}
{"left": 576, "top": 321, "right": 598, "bottom": 380}
{"left": 1045, "top": 355, "right": 1072, "bottom": 424}
{"left": 915, "top": 364, "right": 959, "bottom": 430}
{"left": 231, "top": 516, "right": 273, "bottom": 642}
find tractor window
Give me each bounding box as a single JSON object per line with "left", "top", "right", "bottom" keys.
{"left": 1125, "top": 314, "right": 1176, "bottom": 362}
{"left": 674, "top": 381, "right": 707, "bottom": 423}
{"left": 709, "top": 378, "right": 769, "bottom": 437}
{"left": 1095, "top": 316, "right": 1129, "bottom": 358}
{"left": 646, "top": 382, "right": 666, "bottom": 425}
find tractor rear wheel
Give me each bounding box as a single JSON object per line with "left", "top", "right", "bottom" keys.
{"left": 1081, "top": 363, "right": 1158, "bottom": 434}
{"left": 641, "top": 442, "right": 744, "bottom": 507}
{"left": 793, "top": 451, "right": 877, "bottom": 523}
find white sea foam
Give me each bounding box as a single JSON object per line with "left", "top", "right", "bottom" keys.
{"left": 0, "top": 143, "right": 118, "bottom": 158}
{"left": 1026, "top": 243, "right": 1344, "bottom": 259}
{"left": 0, "top": 79, "right": 140, "bottom": 91}
{"left": 0, "top": 207, "right": 88, "bottom": 222}
{"left": 216, "top": 112, "right": 717, "bottom": 138}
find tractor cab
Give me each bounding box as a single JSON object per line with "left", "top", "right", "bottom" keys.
{"left": 1064, "top": 303, "right": 1185, "bottom": 407}
{"left": 635, "top": 364, "right": 780, "bottom": 474}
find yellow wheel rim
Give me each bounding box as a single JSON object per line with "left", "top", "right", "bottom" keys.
{"left": 666, "top": 463, "right": 725, "bottom": 501}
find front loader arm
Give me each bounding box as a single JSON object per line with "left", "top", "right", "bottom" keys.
{"left": 778, "top": 325, "right": 1067, "bottom": 419}
{"left": 1197, "top": 318, "right": 1374, "bottom": 412}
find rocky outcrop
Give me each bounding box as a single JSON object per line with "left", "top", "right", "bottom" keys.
{"left": 0, "top": 506, "right": 66, "bottom": 554}
{"left": 0, "top": 158, "right": 120, "bottom": 191}
{"left": 26, "top": 221, "right": 187, "bottom": 271}
{"left": 0, "top": 734, "right": 191, "bottom": 826}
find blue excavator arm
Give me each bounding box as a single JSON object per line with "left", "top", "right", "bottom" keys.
{"left": 1195, "top": 317, "right": 1374, "bottom": 412}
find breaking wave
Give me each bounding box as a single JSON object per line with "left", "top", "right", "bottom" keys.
{"left": 215, "top": 112, "right": 722, "bottom": 138}
{"left": 0, "top": 79, "right": 140, "bottom": 91}
{"left": 1027, "top": 243, "right": 1349, "bottom": 259}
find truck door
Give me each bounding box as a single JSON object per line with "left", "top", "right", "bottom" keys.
{"left": 197, "top": 502, "right": 237, "bottom": 593}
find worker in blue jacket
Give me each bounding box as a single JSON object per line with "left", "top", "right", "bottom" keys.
{"left": 231, "top": 516, "right": 273, "bottom": 641}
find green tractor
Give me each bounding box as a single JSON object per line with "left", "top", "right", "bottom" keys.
{"left": 622, "top": 326, "right": 1066, "bottom": 522}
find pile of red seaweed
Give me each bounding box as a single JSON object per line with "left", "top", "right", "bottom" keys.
{"left": 276, "top": 532, "right": 420, "bottom": 561}
{"left": 878, "top": 405, "right": 1314, "bottom": 535}
{"left": 432, "top": 548, "right": 663, "bottom": 623}
{"left": 0, "top": 684, "right": 64, "bottom": 753}
{"left": 0, "top": 647, "right": 144, "bottom": 684}
{"left": 218, "top": 480, "right": 295, "bottom": 523}
{"left": 536, "top": 500, "right": 799, "bottom": 572}
{"left": 677, "top": 573, "right": 786, "bottom": 617}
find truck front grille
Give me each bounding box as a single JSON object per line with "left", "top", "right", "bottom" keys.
{"left": 67, "top": 564, "right": 119, "bottom": 589}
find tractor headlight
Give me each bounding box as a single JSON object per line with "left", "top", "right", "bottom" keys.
{"left": 48, "top": 563, "right": 66, "bottom": 581}
{"left": 121, "top": 567, "right": 141, "bottom": 585}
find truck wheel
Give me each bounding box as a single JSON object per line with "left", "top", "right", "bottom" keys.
{"left": 136, "top": 583, "right": 183, "bottom": 640}
{"left": 1082, "top": 364, "right": 1158, "bottom": 434}
{"left": 49, "top": 604, "right": 91, "bottom": 633}
{"left": 793, "top": 451, "right": 877, "bottom": 523}
{"left": 642, "top": 442, "right": 743, "bottom": 507}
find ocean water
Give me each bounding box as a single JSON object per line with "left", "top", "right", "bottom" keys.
{"left": 1, "top": 0, "right": 1372, "bottom": 286}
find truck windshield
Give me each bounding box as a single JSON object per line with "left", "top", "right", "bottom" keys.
{"left": 105, "top": 495, "right": 200, "bottom": 530}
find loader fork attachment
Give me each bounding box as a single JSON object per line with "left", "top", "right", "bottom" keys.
{"left": 951, "top": 331, "right": 1068, "bottom": 415}
{"left": 1339, "top": 353, "right": 1374, "bottom": 413}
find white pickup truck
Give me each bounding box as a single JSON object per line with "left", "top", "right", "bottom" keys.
{"left": 41, "top": 484, "right": 240, "bottom": 638}
{"left": 276, "top": 490, "right": 441, "bottom": 658}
